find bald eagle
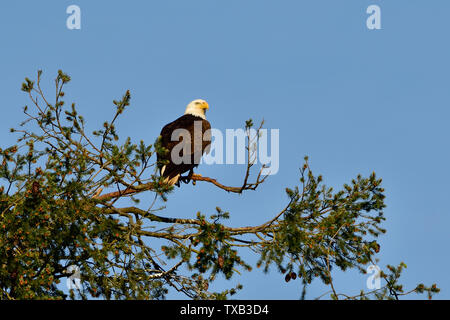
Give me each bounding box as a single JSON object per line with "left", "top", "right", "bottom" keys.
{"left": 157, "top": 99, "right": 211, "bottom": 186}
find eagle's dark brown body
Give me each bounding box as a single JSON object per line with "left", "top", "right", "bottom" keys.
{"left": 157, "top": 114, "right": 211, "bottom": 185}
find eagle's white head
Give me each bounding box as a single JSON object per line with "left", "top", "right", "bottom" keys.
{"left": 184, "top": 99, "right": 209, "bottom": 120}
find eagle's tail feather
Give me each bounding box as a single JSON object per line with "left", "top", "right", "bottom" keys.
{"left": 163, "top": 174, "right": 180, "bottom": 186}
{"left": 160, "top": 164, "right": 179, "bottom": 186}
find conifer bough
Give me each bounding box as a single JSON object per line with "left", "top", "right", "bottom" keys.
{"left": 0, "top": 71, "right": 440, "bottom": 300}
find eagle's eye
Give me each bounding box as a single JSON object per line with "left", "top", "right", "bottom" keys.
{"left": 195, "top": 102, "right": 201, "bottom": 105}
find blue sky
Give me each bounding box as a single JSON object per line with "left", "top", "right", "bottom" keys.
{"left": 0, "top": 0, "right": 449, "bottom": 299}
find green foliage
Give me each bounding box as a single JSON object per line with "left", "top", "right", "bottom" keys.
{"left": 0, "top": 71, "right": 440, "bottom": 300}
{"left": 189, "top": 211, "right": 251, "bottom": 279}
{"left": 257, "top": 159, "right": 386, "bottom": 286}
{"left": 341, "top": 262, "right": 441, "bottom": 300}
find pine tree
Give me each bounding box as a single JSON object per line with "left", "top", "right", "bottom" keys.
{"left": 0, "top": 71, "right": 440, "bottom": 300}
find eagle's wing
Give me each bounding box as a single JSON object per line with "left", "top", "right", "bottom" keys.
{"left": 192, "top": 119, "right": 211, "bottom": 164}
{"left": 158, "top": 116, "right": 211, "bottom": 170}
{"left": 202, "top": 120, "right": 212, "bottom": 155}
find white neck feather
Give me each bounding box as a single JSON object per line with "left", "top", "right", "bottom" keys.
{"left": 184, "top": 107, "right": 206, "bottom": 120}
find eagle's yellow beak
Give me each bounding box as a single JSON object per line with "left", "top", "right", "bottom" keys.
{"left": 202, "top": 101, "right": 209, "bottom": 110}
